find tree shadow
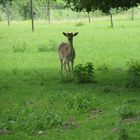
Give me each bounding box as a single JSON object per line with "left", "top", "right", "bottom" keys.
{"left": 0, "top": 67, "right": 139, "bottom": 96}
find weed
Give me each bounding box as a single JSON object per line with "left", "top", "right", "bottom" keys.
{"left": 75, "top": 22, "right": 84, "bottom": 27}
{"left": 0, "top": 103, "right": 64, "bottom": 134}
{"left": 118, "top": 127, "right": 129, "bottom": 140}
{"left": 117, "top": 121, "right": 129, "bottom": 140}
{"left": 38, "top": 40, "right": 57, "bottom": 53}
{"left": 12, "top": 43, "right": 26, "bottom": 53}
{"left": 97, "top": 63, "right": 109, "bottom": 73}
{"left": 12, "top": 68, "right": 18, "bottom": 75}
{"left": 34, "top": 71, "right": 48, "bottom": 86}
{"left": 116, "top": 105, "right": 135, "bottom": 119}
{"left": 47, "top": 40, "right": 57, "bottom": 52}
{"left": 103, "top": 85, "right": 112, "bottom": 93}
{"left": 76, "top": 95, "right": 98, "bottom": 112}
{"left": 65, "top": 94, "right": 99, "bottom": 112}
{"left": 38, "top": 45, "right": 48, "bottom": 52}
{"left": 0, "top": 83, "right": 9, "bottom": 94}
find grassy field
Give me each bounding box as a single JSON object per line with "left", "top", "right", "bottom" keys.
{"left": 0, "top": 18, "right": 140, "bottom": 140}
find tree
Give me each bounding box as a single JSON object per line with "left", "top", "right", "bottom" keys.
{"left": 64, "top": 0, "right": 98, "bottom": 23}
{"left": 0, "top": 0, "right": 13, "bottom": 25}
{"left": 131, "top": 8, "right": 134, "bottom": 20}
{"left": 95, "top": 0, "right": 140, "bottom": 27}
{"left": 5, "top": 1, "right": 10, "bottom": 25}
{"left": 87, "top": 12, "right": 91, "bottom": 23}
{"left": 64, "top": 0, "right": 140, "bottom": 26}
{"left": 47, "top": 0, "right": 51, "bottom": 24}
{"left": 0, "top": 0, "right": 13, "bottom": 7}
{"left": 13, "top": 0, "right": 30, "bottom": 20}
{"left": 64, "top": 0, "right": 96, "bottom": 12}
{"left": 38, "top": 0, "right": 56, "bottom": 24}
{"left": 30, "top": 0, "right": 34, "bottom": 32}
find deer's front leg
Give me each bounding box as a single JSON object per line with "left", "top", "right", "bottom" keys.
{"left": 60, "top": 59, "right": 63, "bottom": 77}
{"left": 71, "top": 60, "right": 74, "bottom": 79}
{"left": 67, "top": 62, "right": 70, "bottom": 74}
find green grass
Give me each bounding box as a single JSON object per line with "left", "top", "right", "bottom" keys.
{"left": 0, "top": 18, "right": 140, "bottom": 140}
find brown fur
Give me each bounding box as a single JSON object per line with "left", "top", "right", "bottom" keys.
{"left": 59, "top": 43, "right": 72, "bottom": 62}
{"left": 58, "top": 32, "right": 78, "bottom": 78}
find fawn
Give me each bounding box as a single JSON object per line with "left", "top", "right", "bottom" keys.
{"left": 58, "top": 32, "right": 79, "bottom": 78}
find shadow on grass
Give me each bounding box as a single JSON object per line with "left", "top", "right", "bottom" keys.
{"left": 0, "top": 67, "right": 139, "bottom": 95}
{"left": 0, "top": 67, "right": 140, "bottom": 138}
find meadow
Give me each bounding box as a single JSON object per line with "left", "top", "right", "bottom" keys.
{"left": 0, "top": 17, "right": 140, "bottom": 140}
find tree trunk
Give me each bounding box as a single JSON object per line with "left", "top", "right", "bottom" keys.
{"left": 131, "top": 8, "right": 134, "bottom": 21}
{"left": 30, "top": 0, "right": 34, "bottom": 32}
{"left": 6, "top": 2, "right": 10, "bottom": 26}
{"left": 47, "top": 0, "right": 51, "bottom": 24}
{"left": 88, "top": 12, "right": 91, "bottom": 23}
{"left": 109, "top": 8, "right": 113, "bottom": 28}
{"left": 24, "top": 6, "right": 27, "bottom": 20}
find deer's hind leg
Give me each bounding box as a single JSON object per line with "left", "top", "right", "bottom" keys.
{"left": 63, "top": 61, "right": 67, "bottom": 77}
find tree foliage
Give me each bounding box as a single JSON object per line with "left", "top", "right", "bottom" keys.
{"left": 0, "top": 0, "right": 13, "bottom": 6}
{"left": 64, "top": 0, "right": 140, "bottom": 13}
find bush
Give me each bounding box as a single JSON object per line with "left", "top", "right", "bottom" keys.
{"left": 126, "top": 59, "right": 140, "bottom": 88}
{"left": 74, "top": 62, "right": 95, "bottom": 83}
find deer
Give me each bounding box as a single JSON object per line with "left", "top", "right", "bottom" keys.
{"left": 58, "top": 32, "right": 79, "bottom": 79}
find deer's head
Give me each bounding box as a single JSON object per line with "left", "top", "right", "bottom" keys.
{"left": 63, "top": 32, "right": 79, "bottom": 43}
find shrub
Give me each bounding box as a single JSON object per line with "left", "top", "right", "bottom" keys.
{"left": 74, "top": 62, "right": 95, "bottom": 83}
{"left": 126, "top": 59, "right": 140, "bottom": 88}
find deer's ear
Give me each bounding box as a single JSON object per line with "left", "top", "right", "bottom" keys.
{"left": 63, "top": 32, "right": 67, "bottom": 36}
{"left": 73, "top": 32, "right": 79, "bottom": 36}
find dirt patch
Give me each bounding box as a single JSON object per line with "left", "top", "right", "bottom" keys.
{"left": 122, "top": 114, "right": 140, "bottom": 124}
{"left": 88, "top": 109, "right": 103, "bottom": 119}
{"left": 61, "top": 118, "right": 80, "bottom": 130}
{"left": 35, "top": 130, "right": 47, "bottom": 136}
{"left": 127, "top": 99, "right": 138, "bottom": 104}
{"left": 0, "top": 128, "right": 10, "bottom": 135}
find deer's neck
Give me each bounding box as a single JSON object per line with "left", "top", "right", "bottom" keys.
{"left": 68, "top": 40, "right": 73, "bottom": 48}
